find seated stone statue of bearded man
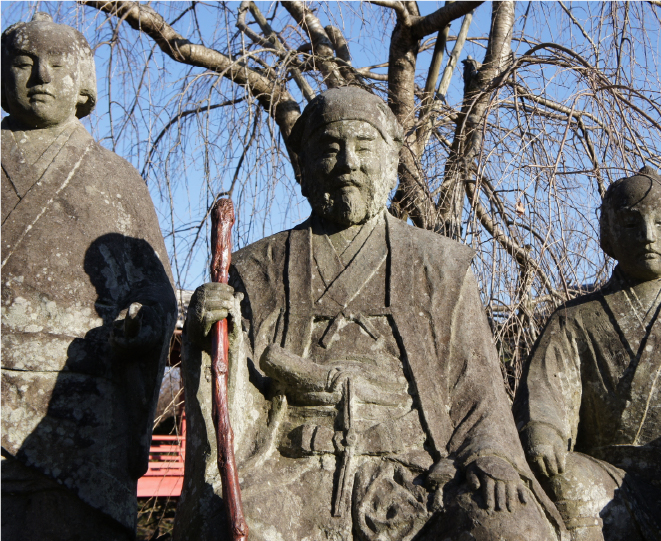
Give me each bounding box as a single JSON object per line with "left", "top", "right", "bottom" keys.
{"left": 514, "top": 167, "right": 661, "bottom": 541}
{"left": 174, "top": 87, "right": 567, "bottom": 541}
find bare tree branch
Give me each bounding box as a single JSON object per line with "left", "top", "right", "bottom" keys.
{"left": 239, "top": 1, "right": 316, "bottom": 101}
{"left": 409, "top": 2, "right": 484, "bottom": 39}
{"left": 281, "top": 1, "right": 347, "bottom": 87}
{"left": 368, "top": 1, "right": 411, "bottom": 25}
{"left": 82, "top": 1, "right": 303, "bottom": 143}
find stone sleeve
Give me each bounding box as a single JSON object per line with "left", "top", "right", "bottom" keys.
{"left": 514, "top": 309, "right": 583, "bottom": 450}
{"left": 444, "top": 268, "right": 532, "bottom": 472}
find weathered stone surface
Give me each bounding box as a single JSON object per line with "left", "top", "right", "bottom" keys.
{"left": 514, "top": 167, "right": 661, "bottom": 541}
{"left": 174, "top": 87, "right": 567, "bottom": 541}
{"left": 1, "top": 13, "right": 177, "bottom": 539}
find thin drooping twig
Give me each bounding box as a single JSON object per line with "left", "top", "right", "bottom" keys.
{"left": 142, "top": 97, "right": 245, "bottom": 177}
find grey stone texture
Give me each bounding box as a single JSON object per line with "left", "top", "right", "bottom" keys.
{"left": 514, "top": 167, "right": 661, "bottom": 541}
{"left": 175, "top": 87, "right": 567, "bottom": 541}
{"left": 1, "top": 13, "right": 177, "bottom": 540}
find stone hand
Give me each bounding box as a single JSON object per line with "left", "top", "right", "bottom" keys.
{"left": 111, "top": 302, "right": 165, "bottom": 353}
{"left": 326, "top": 364, "right": 410, "bottom": 406}
{"left": 520, "top": 423, "right": 567, "bottom": 478}
{"left": 186, "top": 282, "right": 235, "bottom": 350}
{"left": 466, "top": 456, "right": 528, "bottom": 512}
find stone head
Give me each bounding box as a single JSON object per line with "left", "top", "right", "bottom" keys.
{"left": 1, "top": 12, "right": 96, "bottom": 129}
{"left": 289, "top": 87, "right": 403, "bottom": 226}
{"left": 600, "top": 166, "right": 661, "bottom": 282}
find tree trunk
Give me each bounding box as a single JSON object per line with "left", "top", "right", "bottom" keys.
{"left": 437, "top": 0, "right": 514, "bottom": 238}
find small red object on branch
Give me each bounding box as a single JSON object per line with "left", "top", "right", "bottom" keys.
{"left": 210, "top": 198, "right": 248, "bottom": 541}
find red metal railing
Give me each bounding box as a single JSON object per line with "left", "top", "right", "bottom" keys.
{"left": 137, "top": 417, "right": 186, "bottom": 498}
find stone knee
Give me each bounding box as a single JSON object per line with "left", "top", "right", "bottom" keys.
{"left": 423, "top": 483, "right": 559, "bottom": 541}
{"left": 545, "top": 453, "right": 621, "bottom": 541}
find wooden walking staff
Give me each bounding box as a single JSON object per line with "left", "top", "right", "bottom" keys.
{"left": 210, "top": 198, "right": 248, "bottom": 541}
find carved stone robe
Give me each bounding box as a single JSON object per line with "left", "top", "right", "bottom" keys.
{"left": 1, "top": 118, "right": 177, "bottom": 532}
{"left": 175, "top": 211, "right": 565, "bottom": 541}
{"left": 514, "top": 270, "right": 661, "bottom": 539}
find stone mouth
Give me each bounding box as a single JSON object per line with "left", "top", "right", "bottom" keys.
{"left": 27, "top": 89, "right": 55, "bottom": 98}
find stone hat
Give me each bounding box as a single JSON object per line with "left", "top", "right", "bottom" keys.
{"left": 599, "top": 165, "right": 661, "bottom": 258}
{"left": 288, "top": 86, "right": 403, "bottom": 154}
{"left": 1, "top": 12, "right": 97, "bottom": 119}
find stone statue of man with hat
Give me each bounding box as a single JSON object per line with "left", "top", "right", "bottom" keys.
{"left": 174, "top": 87, "right": 568, "bottom": 541}
{"left": 1, "top": 13, "right": 177, "bottom": 540}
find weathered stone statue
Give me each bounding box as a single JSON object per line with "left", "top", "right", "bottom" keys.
{"left": 1, "top": 13, "right": 177, "bottom": 541}
{"left": 174, "top": 87, "right": 567, "bottom": 541}
{"left": 514, "top": 167, "right": 661, "bottom": 541}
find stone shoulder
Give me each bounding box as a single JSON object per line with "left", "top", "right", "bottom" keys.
{"left": 92, "top": 142, "right": 145, "bottom": 183}
{"left": 387, "top": 214, "right": 475, "bottom": 272}
{"left": 232, "top": 228, "right": 292, "bottom": 269}
{"left": 548, "top": 283, "right": 611, "bottom": 322}
{"left": 232, "top": 215, "right": 476, "bottom": 277}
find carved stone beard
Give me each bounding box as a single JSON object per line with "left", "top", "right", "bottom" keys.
{"left": 306, "top": 175, "right": 395, "bottom": 227}
{"left": 320, "top": 187, "right": 368, "bottom": 226}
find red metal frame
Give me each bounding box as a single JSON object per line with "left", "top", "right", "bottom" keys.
{"left": 137, "top": 416, "right": 186, "bottom": 498}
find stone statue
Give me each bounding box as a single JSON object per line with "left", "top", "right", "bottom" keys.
{"left": 1, "top": 13, "right": 177, "bottom": 541}
{"left": 514, "top": 167, "right": 661, "bottom": 541}
{"left": 174, "top": 87, "right": 567, "bottom": 541}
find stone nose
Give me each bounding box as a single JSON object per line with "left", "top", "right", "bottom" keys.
{"left": 641, "top": 218, "right": 658, "bottom": 243}
{"left": 337, "top": 145, "right": 359, "bottom": 173}
{"left": 34, "top": 58, "right": 52, "bottom": 84}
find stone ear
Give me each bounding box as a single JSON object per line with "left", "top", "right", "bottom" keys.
{"left": 598, "top": 209, "right": 617, "bottom": 260}
{"left": 300, "top": 180, "right": 309, "bottom": 198}
{"left": 296, "top": 151, "right": 308, "bottom": 196}
{"left": 386, "top": 143, "right": 400, "bottom": 191}
{"left": 0, "top": 81, "right": 8, "bottom": 115}
{"left": 599, "top": 235, "right": 615, "bottom": 260}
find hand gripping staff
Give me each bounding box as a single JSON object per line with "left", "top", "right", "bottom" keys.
{"left": 210, "top": 198, "right": 248, "bottom": 540}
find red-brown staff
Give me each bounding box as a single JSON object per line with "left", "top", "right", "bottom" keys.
{"left": 210, "top": 198, "right": 248, "bottom": 541}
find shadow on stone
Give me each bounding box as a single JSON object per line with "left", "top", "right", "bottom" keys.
{"left": 3, "top": 234, "right": 175, "bottom": 541}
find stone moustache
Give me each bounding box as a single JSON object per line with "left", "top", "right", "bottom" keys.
{"left": 1, "top": 13, "right": 177, "bottom": 541}
{"left": 175, "top": 87, "right": 568, "bottom": 541}
{"left": 514, "top": 167, "right": 661, "bottom": 541}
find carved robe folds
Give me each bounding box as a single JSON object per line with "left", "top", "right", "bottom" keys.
{"left": 175, "top": 212, "right": 566, "bottom": 541}
{"left": 514, "top": 271, "right": 661, "bottom": 540}
{"left": 1, "top": 119, "right": 177, "bottom": 533}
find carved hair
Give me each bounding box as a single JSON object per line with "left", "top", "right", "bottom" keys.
{"left": 599, "top": 165, "right": 661, "bottom": 258}
{"left": 1, "top": 12, "right": 96, "bottom": 119}
{"left": 288, "top": 87, "right": 403, "bottom": 154}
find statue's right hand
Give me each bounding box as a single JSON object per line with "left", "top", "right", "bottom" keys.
{"left": 185, "top": 282, "right": 235, "bottom": 350}
{"left": 521, "top": 423, "right": 567, "bottom": 478}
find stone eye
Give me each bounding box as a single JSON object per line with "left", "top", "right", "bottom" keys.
{"left": 13, "top": 57, "right": 33, "bottom": 68}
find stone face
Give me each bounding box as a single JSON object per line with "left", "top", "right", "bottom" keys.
{"left": 175, "top": 87, "right": 568, "bottom": 541}
{"left": 514, "top": 168, "right": 661, "bottom": 541}
{"left": 1, "top": 13, "right": 177, "bottom": 539}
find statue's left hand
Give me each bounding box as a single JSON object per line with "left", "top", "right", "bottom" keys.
{"left": 111, "top": 302, "right": 164, "bottom": 353}
{"left": 466, "top": 456, "right": 528, "bottom": 512}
